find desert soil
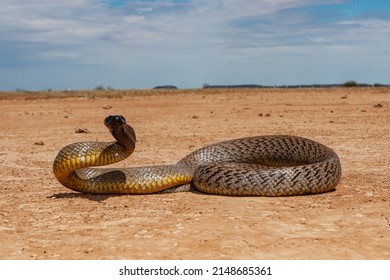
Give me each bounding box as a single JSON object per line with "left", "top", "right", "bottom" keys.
{"left": 0, "top": 88, "right": 389, "bottom": 260}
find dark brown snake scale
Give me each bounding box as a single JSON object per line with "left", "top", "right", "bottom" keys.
{"left": 53, "top": 115, "right": 342, "bottom": 196}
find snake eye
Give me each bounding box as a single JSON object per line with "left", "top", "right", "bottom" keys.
{"left": 104, "top": 116, "right": 113, "bottom": 126}
{"left": 118, "top": 115, "right": 126, "bottom": 124}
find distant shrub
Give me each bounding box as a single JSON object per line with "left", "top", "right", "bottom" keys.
{"left": 343, "top": 80, "right": 359, "bottom": 87}
{"left": 153, "top": 85, "right": 178, "bottom": 89}
{"left": 94, "top": 85, "right": 114, "bottom": 90}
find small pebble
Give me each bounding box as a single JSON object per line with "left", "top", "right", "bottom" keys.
{"left": 75, "top": 128, "right": 89, "bottom": 134}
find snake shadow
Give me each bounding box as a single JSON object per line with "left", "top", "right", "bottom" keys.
{"left": 47, "top": 192, "right": 124, "bottom": 202}
{"left": 47, "top": 179, "right": 336, "bottom": 200}
{"left": 48, "top": 188, "right": 336, "bottom": 201}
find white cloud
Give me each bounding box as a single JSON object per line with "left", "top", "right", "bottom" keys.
{"left": 0, "top": 0, "right": 389, "bottom": 89}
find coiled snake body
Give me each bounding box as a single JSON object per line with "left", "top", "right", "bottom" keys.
{"left": 53, "top": 115, "right": 341, "bottom": 196}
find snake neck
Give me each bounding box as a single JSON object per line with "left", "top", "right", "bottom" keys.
{"left": 110, "top": 123, "right": 136, "bottom": 150}
{"left": 52, "top": 123, "right": 137, "bottom": 190}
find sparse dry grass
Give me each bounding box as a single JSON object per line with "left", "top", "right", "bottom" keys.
{"left": 0, "top": 88, "right": 218, "bottom": 100}
{"left": 1, "top": 86, "right": 389, "bottom": 101}
{"left": 0, "top": 89, "right": 138, "bottom": 100}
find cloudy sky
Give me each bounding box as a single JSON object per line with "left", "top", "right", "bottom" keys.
{"left": 1, "top": 0, "right": 389, "bottom": 90}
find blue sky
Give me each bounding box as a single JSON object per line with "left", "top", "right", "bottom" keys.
{"left": 0, "top": 0, "right": 389, "bottom": 90}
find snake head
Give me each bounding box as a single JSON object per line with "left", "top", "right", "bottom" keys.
{"left": 104, "top": 115, "right": 136, "bottom": 144}
{"left": 104, "top": 115, "right": 127, "bottom": 130}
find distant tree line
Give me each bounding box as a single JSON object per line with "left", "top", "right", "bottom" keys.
{"left": 201, "top": 81, "right": 389, "bottom": 89}
{"left": 10, "top": 81, "right": 389, "bottom": 92}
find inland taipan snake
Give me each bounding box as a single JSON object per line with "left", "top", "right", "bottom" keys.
{"left": 53, "top": 115, "right": 341, "bottom": 196}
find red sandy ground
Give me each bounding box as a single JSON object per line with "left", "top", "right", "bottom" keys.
{"left": 0, "top": 88, "right": 389, "bottom": 259}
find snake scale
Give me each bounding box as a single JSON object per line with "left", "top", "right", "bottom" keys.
{"left": 53, "top": 115, "right": 341, "bottom": 196}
